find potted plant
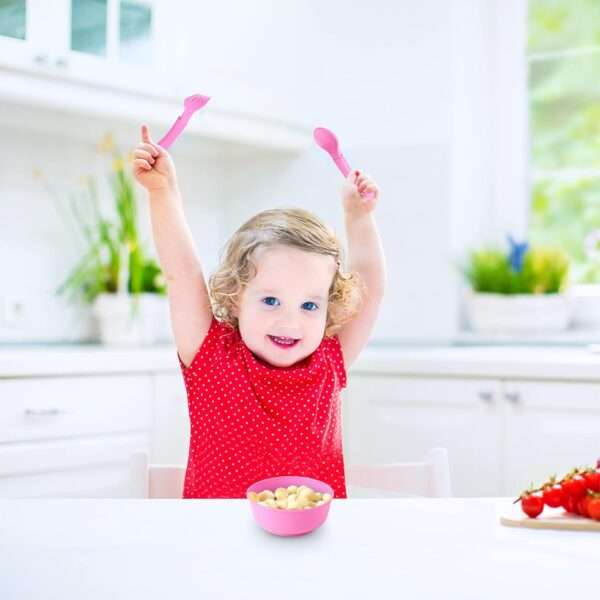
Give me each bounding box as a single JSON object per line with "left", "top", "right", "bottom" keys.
{"left": 40, "top": 134, "right": 169, "bottom": 345}
{"left": 463, "top": 236, "right": 571, "bottom": 334}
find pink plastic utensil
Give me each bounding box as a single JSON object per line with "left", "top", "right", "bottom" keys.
{"left": 313, "top": 126, "right": 374, "bottom": 199}
{"left": 158, "top": 94, "right": 210, "bottom": 149}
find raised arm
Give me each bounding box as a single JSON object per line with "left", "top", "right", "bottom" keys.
{"left": 336, "top": 170, "right": 386, "bottom": 368}
{"left": 133, "top": 125, "right": 212, "bottom": 366}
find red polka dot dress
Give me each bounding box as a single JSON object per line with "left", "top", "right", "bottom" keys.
{"left": 178, "top": 316, "right": 348, "bottom": 499}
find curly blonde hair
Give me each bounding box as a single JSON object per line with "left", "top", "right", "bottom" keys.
{"left": 209, "top": 208, "right": 364, "bottom": 336}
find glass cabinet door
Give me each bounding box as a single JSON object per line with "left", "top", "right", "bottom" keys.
{"left": 69, "top": 0, "right": 153, "bottom": 63}
{"left": 70, "top": 0, "right": 108, "bottom": 56}
{"left": 119, "top": 0, "right": 152, "bottom": 65}
{"left": 66, "top": 0, "right": 155, "bottom": 92}
{"left": 0, "top": 0, "right": 27, "bottom": 40}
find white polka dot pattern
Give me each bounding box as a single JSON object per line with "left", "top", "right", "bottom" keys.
{"left": 177, "top": 317, "right": 348, "bottom": 499}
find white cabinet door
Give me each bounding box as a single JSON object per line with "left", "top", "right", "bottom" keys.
{"left": 502, "top": 379, "right": 600, "bottom": 497}
{"left": 152, "top": 373, "right": 189, "bottom": 465}
{"left": 343, "top": 375, "right": 504, "bottom": 497}
{"left": 0, "top": 0, "right": 162, "bottom": 95}
{"left": 0, "top": 433, "right": 150, "bottom": 497}
{"left": 65, "top": 0, "right": 163, "bottom": 95}
{"left": 0, "top": 1, "right": 71, "bottom": 73}
{"left": 0, "top": 373, "right": 154, "bottom": 498}
{"left": 0, "top": 375, "right": 153, "bottom": 443}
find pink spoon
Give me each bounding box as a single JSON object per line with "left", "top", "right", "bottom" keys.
{"left": 158, "top": 94, "right": 210, "bottom": 149}
{"left": 313, "top": 126, "right": 374, "bottom": 199}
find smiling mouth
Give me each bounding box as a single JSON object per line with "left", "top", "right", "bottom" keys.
{"left": 268, "top": 335, "right": 300, "bottom": 349}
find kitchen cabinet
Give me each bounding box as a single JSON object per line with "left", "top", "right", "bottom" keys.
{"left": 343, "top": 374, "right": 600, "bottom": 497}
{"left": 502, "top": 380, "right": 600, "bottom": 494}
{"left": 342, "top": 376, "right": 504, "bottom": 496}
{"left": 0, "top": 374, "right": 153, "bottom": 497}
{"left": 0, "top": 0, "right": 312, "bottom": 152}
{"left": 0, "top": 0, "right": 162, "bottom": 95}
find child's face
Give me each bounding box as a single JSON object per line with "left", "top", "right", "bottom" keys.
{"left": 236, "top": 245, "right": 336, "bottom": 367}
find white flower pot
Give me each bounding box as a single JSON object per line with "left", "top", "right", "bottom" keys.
{"left": 567, "top": 284, "right": 600, "bottom": 330}
{"left": 92, "top": 292, "right": 170, "bottom": 346}
{"left": 466, "top": 292, "right": 571, "bottom": 334}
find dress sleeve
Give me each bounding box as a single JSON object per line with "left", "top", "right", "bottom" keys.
{"left": 325, "top": 334, "right": 348, "bottom": 390}
{"left": 177, "top": 316, "right": 225, "bottom": 376}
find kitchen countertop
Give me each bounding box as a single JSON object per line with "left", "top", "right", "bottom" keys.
{"left": 0, "top": 343, "right": 181, "bottom": 377}
{"left": 1, "top": 342, "right": 600, "bottom": 380}
{"left": 0, "top": 498, "right": 595, "bottom": 599}
{"left": 353, "top": 344, "right": 600, "bottom": 380}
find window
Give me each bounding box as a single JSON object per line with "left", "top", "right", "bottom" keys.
{"left": 527, "top": 0, "right": 600, "bottom": 283}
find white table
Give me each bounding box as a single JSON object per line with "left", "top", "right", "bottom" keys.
{"left": 0, "top": 498, "right": 597, "bottom": 599}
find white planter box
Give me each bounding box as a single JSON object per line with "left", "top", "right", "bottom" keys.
{"left": 92, "top": 293, "right": 171, "bottom": 346}
{"left": 466, "top": 292, "right": 571, "bottom": 334}
{"left": 568, "top": 284, "right": 600, "bottom": 330}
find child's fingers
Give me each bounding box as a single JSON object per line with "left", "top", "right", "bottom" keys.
{"left": 134, "top": 148, "right": 155, "bottom": 164}
{"left": 355, "top": 173, "right": 371, "bottom": 186}
{"left": 141, "top": 124, "right": 154, "bottom": 144}
{"left": 137, "top": 142, "right": 158, "bottom": 157}
{"left": 133, "top": 158, "right": 152, "bottom": 171}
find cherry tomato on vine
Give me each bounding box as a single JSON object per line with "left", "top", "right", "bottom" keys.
{"left": 577, "top": 493, "right": 591, "bottom": 518}
{"left": 542, "top": 484, "right": 563, "bottom": 508}
{"left": 521, "top": 493, "right": 544, "bottom": 518}
{"left": 561, "top": 493, "right": 578, "bottom": 515}
{"left": 583, "top": 469, "right": 600, "bottom": 493}
{"left": 562, "top": 475, "right": 587, "bottom": 501}
{"left": 587, "top": 494, "right": 600, "bottom": 521}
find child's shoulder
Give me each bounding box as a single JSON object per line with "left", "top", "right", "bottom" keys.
{"left": 319, "top": 333, "right": 347, "bottom": 386}
{"left": 206, "top": 315, "right": 240, "bottom": 344}
{"left": 179, "top": 316, "right": 240, "bottom": 373}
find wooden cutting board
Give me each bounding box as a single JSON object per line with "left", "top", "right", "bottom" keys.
{"left": 500, "top": 503, "right": 600, "bottom": 532}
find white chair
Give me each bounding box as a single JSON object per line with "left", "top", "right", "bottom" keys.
{"left": 130, "top": 447, "right": 452, "bottom": 499}
{"left": 346, "top": 448, "right": 452, "bottom": 498}
{"left": 130, "top": 451, "right": 186, "bottom": 498}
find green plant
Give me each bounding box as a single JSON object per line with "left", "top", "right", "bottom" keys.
{"left": 37, "top": 134, "right": 166, "bottom": 304}
{"left": 464, "top": 241, "right": 570, "bottom": 295}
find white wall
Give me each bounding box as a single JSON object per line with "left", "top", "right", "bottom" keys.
{"left": 191, "top": 0, "right": 460, "bottom": 341}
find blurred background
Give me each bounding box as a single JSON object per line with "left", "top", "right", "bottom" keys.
{"left": 2, "top": 0, "right": 600, "bottom": 344}
{"left": 0, "top": 0, "right": 599, "bottom": 499}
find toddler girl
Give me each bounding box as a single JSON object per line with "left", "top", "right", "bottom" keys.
{"left": 133, "top": 124, "right": 386, "bottom": 499}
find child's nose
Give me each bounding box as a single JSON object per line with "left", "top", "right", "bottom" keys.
{"left": 275, "top": 310, "right": 302, "bottom": 335}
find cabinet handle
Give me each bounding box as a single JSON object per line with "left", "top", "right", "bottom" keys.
{"left": 477, "top": 390, "right": 494, "bottom": 404}
{"left": 55, "top": 57, "right": 68, "bottom": 69}
{"left": 33, "top": 53, "right": 48, "bottom": 66}
{"left": 24, "top": 408, "right": 65, "bottom": 417}
{"left": 504, "top": 391, "right": 521, "bottom": 404}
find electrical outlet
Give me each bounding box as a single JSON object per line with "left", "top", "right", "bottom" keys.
{"left": 3, "top": 295, "right": 26, "bottom": 326}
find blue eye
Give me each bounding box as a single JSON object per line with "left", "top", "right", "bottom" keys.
{"left": 301, "top": 301, "right": 318, "bottom": 311}
{"left": 262, "top": 296, "right": 280, "bottom": 307}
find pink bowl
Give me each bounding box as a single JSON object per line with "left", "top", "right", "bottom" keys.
{"left": 246, "top": 475, "right": 334, "bottom": 537}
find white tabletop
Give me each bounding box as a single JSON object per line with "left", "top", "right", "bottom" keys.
{"left": 0, "top": 498, "right": 597, "bottom": 599}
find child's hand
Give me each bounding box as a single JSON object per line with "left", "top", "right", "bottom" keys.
{"left": 132, "top": 125, "right": 178, "bottom": 192}
{"left": 341, "top": 170, "right": 380, "bottom": 216}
